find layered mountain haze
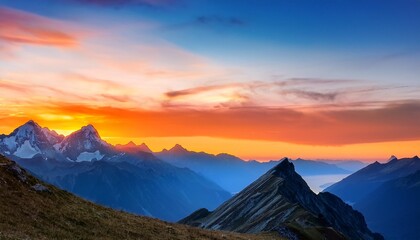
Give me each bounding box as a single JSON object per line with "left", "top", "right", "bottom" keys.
{"left": 325, "top": 156, "right": 420, "bottom": 239}
{"left": 0, "top": 121, "right": 231, "bottom": 221}
{"left": 355, "top": 170, "right": 420, "bottom": 240}
{"left": 325, "top": 156, "right": 420, "bottom": 204}
{"left": 0, "top": 155, "right": 279, "bottom": 240}
{"left": 156, "top": 147, "right": 353, "bottom": 193}
{"left": 181, "top": 159, "right": 383, "bottom": 240}
{"left": 115, "top": 141, "right": 153, "bottom": 153}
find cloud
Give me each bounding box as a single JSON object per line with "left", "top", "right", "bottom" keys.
{"left": 164, "top": 15, "right": 246, "bottom": 31}
{"left": 195, "top": 15, "right": 246, "bottom": 26}
{"left": 26, "top": 101, "right": 420, "bottom": 146}
{"left": 0, "top": 7, "right": 81, "bottom": 48}
{"left": 63, "top": 0, "right": 179, "bottom": 7}
{"left": 165, "top": 83, "right": 243, "bottom": 98}
{"left": 282, "top": 89, "right": 339, "bottom": 101}
{"left": 0, "top": 79, "right": 30, "bottom": 93}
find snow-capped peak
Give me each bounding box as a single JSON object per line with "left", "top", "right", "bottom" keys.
{"left": 0, "top": 120, "right": 55, "bottom": 158}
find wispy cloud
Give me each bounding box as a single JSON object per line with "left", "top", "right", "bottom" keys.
{"left": 194, "top": 15, "right": 246, "bottom": 26}
{"left": 63, "top": 0, "right": 180, "bottom": 7}
{"left": 0, "top": 7, "right": 81, "bottom": 48}
{"left": 281, "top": 89, "right": 339, "bottom": 102}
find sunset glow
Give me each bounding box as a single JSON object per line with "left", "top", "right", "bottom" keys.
{"left": 1, "top": 0, "right": 419, "bottom": 161}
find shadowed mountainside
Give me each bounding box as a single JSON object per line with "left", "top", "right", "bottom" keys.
{"left": 181, "top": 159, "right": 383, "bottom": 240}
{"left": 0, "top": 154, "right": 281, "bottom": 240}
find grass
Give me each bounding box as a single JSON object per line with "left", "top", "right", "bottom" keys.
{"left": 0, "top": 155, "right": 281, "bottom": 240}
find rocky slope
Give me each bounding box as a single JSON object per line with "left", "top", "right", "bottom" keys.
{"left": 181, "top": 159, "right": 383, "bottom": 240}
{"left": 0, "top": 155, "right": 280, "bottom": 240}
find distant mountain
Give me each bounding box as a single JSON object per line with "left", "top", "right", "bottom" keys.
{"left": 180, "top": 159, "right": 383, "bottom": 240}
{"left": 0, "top": 121, "right": 231, "bottom": 221}
{"left": 354, "top": 171, "right": 420, "bottom": 240}
{"left": 115, "top": 141, "right": 153, "bottom": 153}
{"left": 0, "top": 155, "right": 276, "bottom": 240}
{"left": 318, "top": 160, "right": 367, "bottom": 172}
{"left": 156, "top": 147, "right": 350, "bottom": 193}
{"left": 324, "top": 156, "right": 420, "bottom": 204}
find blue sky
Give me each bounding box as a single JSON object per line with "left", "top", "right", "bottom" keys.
{"left": 1, "top": 0, "right": 420, "bottom": 159}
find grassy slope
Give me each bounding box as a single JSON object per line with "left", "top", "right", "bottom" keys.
{"left": 0, "top": 155, "right": 280, "bottom": 240}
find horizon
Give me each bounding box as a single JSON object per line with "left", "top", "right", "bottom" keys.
{"left": 1, "top": 0, "right": 420, "bottom": 161}
{"left": 1, "top": 119, "right": 411, "bottom": 163}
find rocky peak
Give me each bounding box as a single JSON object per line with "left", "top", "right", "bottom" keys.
{"left": 388, "top": 155, "right": 398, "bottom": 163}
{"left": 169, "top": 144, "right": 189, "bottom": 154}
{"left": 271, "top": 158, "right": 296, "bottom": 176}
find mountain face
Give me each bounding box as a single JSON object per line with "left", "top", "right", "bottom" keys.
{"left": 0, "top": 155, "right": 276, "bottom": 240}
{"left": 156, "top": 148, "right": 350, "bottom": 193}
{"left": 0, "top": 121, "right": 231, "bottom": 221}
{"left": 0, "top": 120, "right": 64, "bottom": 159}
{"left": 353, "top": 171, "right": 420, "bottom": 240}
{"left": 56, "top": 124, "right": 112, "bottom": 162}
{"left": 324, "top": 156, "right": 420, "bottom": 204}
{"left": 180, "top": 159, "right": 382, "bottom": 240}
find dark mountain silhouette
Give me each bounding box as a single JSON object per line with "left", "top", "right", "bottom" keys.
{"left": 181, "top": 159, "right": 383, "bottom": 240}
{"left": 324, "top": 156, "right": 420, "bottom": 204}
{"left": 354, "top": 171, "right": 420, "bottom": 240}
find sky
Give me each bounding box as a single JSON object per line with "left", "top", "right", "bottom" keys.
{"left": 0, "top": 0, "right": 419, "bottom": 161}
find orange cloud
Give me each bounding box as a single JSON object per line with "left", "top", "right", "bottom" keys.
{"left": 0, "top": 7, "right": 80, "bottom": 48}
{"left": 10, "top": 100, "right": 419, "bottom": 146}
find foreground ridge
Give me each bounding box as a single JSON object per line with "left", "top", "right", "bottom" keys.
{"left": 181, "top": 159, "right": 383, "bottom": 240}
{"left": 0, "top": 154, "right": 280, "bottom": 240}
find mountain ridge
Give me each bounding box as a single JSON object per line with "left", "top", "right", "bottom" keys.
{"left": 181, "top": 159, "right": 383, "bottom": 240}
{"left": 0, "top": 154, "right": 279, "bottom": 240}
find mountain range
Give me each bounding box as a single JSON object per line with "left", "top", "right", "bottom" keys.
{"left": 181, "top": 159, "right": 383, "bottom": 240}
{"left": 325, "top": 156, "right": 420, "bottom": 239}
{"left": 154, "top": 144, "right": 358, "bottom": 193}
{"left": 0, "top": 154, "right": 278, "bottom": 240}
{"left": 0, "top": 121, "right": 230, "bottom": 221}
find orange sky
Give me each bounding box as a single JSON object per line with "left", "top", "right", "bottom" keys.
{"left": 1, "top": 103, "right": 419, "bottom": 161}
{"left": 0, "top": 6, "right": 419, "bottom": 162}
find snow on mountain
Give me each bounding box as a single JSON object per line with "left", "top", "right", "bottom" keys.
{"left": 13, "top": 140, "right": 40, "bottom": 158}
{"left": 57, "top": 124, "right": 112, "bottom": 161}
{"left": 0, "top": 120, "right": 62, "bottom": 159}
{"left": 76, "top": 150, "right": 104, "bottom": 162}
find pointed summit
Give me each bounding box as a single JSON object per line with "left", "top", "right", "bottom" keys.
{"left": 80, "top": 124, "right": 100, "bottom": 137}
{"left": 273, "top": 157, "right": 294, "bottom": 172}
{"left": 181, "top": 156, "right": 381, "bottom": 240}
{"left": 126, "top": 141, "right": 137, "bottom": 147}
{"left": 115, "top": 141, "right": 152, "bottom": 153}
{"left": 169, "top": 144, "right": 189, "bottom": 154}
{"left": 0, "top": 120, "right": 61, "bottom": 159}
{"left": 388, "top": 155, "right": 398, "bottom": 163}
{"left": 138, "top": 143, "right": 152, "bottom": 153}
{"left": 58, "top": 124, "right": 110, "bottom": 161}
